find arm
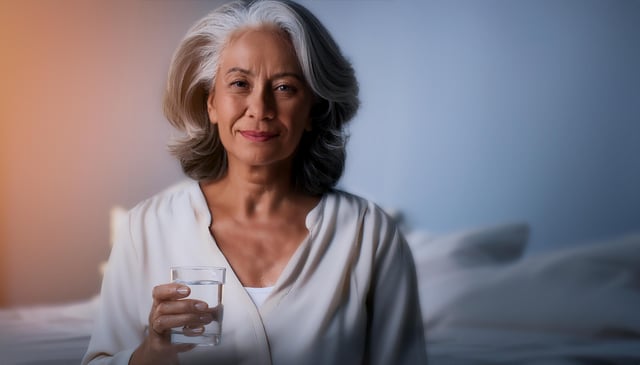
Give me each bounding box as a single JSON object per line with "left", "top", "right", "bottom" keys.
{"left": 82, "top": 211, "right": 214, "bottom": 365}
{"left": 365, "top": 211, "right": 427, "bottom": 365}
{"left": 81, "top": 211, "right": 146, "bottom": 365}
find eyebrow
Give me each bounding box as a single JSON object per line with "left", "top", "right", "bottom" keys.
{"left": 225, "top": 67, "right": 304, "bottom": 81}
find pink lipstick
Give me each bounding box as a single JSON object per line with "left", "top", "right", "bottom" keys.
{"left": 239, "top": 130, "right": 278, "bottom": 142}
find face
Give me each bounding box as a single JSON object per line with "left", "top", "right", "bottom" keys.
{"left": 207, "top": 27, "right": 313, "bottom": 172}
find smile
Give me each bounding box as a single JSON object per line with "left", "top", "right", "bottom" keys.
{"left": 239, "top": 130, "right": 279, "bottom": 142}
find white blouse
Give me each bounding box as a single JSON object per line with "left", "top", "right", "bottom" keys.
{"left": 82, "top": 180, "right": 426, "bottom": 365}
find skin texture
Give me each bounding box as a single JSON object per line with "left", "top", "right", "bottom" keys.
{"left": 209, "top": 26, "right": 313, "bottom": 173}
{"left": 130, "top": 284, "right": 219, "bottom": 365}
{"left": 203, "top": 26, "right": 319, "bottom": 288}
{"left": 130, "top": 27, "right": 320, "bottom": 364}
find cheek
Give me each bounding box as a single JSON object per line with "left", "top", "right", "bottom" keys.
{"left": 216, "top": 97, "right": 246, "bottom": 123}
{"left": 296, "top": 105, "right": 313, "bottom": 132}
{"left": 285, "top": 99, "right": 312, "bottom": 124}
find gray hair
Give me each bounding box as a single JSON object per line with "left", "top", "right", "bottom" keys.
{"left": 163, "top": 0, "right": 359, "bottom": 195}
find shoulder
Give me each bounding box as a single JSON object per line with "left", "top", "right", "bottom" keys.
{"left": 127, "top": 179, "right": 206, "bottom": 229}
{"left": 325, "top": 189, "right": 397, "bottom": 226}
{"left": 318, "top": 189, "right": 402, "bottom": 247}
{"left": 317, "top": 190, "right": 413, "bottom": 276}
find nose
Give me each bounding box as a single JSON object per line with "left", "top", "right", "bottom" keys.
{"left": 246, "top": 86, "right": 276, "bottom": 121}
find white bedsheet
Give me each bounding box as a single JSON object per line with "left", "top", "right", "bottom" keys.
{"left": 427, "top": 326, "right": 640, "bottom": 365}
{"left": 410, "top": 226, "right": 640, "bottom": 364}
{"left": 0, "top": 297, "right": 97, "bottom": 365}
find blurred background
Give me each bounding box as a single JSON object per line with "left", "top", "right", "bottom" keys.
{"left": 0, "top": 0, "right": 638, "bottom": 307}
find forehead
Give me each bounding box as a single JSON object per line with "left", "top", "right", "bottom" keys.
{"left": 219, "top": 26, "right": 302, "bottom": 74}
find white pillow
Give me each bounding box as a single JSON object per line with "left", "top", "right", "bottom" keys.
{"left": 407, "top": 222, "right": 529, "bottom": 277}
{"left": 425, "top": 233, "right": 640, "bottom": 336}
{"left": 406, "top": 223, "right": 530, "bottom": 329}
{"left": 99, "top": 206, "right": 128, "bottom": 277}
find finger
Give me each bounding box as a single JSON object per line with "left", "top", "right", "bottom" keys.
{"left": 151, "top": 313, "right": 214, "bottom": 334}
{"left": 152, "top": 283, "right": 191, "bottom": 303}
{"left": 182, "top": 325, "right": 205, "bottom": 337}
{"left": 155, "top": 299, "right": 211, "bottom": 316}
{"left": 210, "top": 303, "right": 224, "bottom": 321}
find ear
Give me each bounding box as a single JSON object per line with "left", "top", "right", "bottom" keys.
{"left": 207, "top": 91, "right": 218, "bottom": 124}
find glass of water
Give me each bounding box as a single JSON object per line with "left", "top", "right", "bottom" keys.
{"left": 170, "top": 266, "right": 226, "bottom": 346}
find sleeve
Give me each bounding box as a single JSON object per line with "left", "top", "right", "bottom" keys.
{"left": 81, "top": 210, "right": 146, "bottom": 365}
{"left": 364, "top": 208, "right": 427, "bottom": 365}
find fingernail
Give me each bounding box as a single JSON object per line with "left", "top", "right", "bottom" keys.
{"left": 177, "top": 286, "right": 189, "bottom": 295}
{"left": 192, "top": 326, "right": 204, "bottom": 333}
{"left": 195, "top": 302, "right": 207, "bottom": 311}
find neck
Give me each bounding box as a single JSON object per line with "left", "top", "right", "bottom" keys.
{"left": 201, "top": 162, "right": 299, "bottom": 221}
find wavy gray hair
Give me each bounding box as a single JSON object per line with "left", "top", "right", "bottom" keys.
{"left": 163, "top": 0, "right": 359, "bottom": 195}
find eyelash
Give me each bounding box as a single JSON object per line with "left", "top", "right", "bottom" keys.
{"left": 228, "top": 80, "right": 298, "bottom": 94}
{"left": 275, "top": 84, "right": 297, "bottom": 93}
{"left": 230, "top": 80, "right": 249, "bottom": 88}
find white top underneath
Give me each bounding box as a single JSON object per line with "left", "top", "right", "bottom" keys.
{"left": 244, "top": 286, "right": 274, "bottom": 307}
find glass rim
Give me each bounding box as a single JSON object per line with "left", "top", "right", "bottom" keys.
{"left": 170, "top": 265, "right": 226, "bottom": 271}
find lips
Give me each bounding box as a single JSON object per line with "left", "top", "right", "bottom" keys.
{"left": 239, "top": 130, "right": 279, "bottom": 142}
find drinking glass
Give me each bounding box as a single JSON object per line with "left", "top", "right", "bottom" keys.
{"left": 170, "top": 266, "right": 225, "bottom": 346}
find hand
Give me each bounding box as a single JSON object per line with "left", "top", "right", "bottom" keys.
{"left": 129, "top": 283, "right": 219, "bottom": 365}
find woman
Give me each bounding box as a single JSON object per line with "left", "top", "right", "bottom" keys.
{"left": 82, "top": 1, "right": 426, "bottom": 364}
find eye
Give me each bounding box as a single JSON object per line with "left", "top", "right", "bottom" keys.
{"left": 230, "top": 80, "right": 249, "bottom": 89}
{"left": 275, "top": 84, "right": 297, "bottom": 93}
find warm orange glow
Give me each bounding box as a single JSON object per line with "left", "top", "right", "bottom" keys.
{"left": 0, "top": 1, "right": 199, "bottom": 307}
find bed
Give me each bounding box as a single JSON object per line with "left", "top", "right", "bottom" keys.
{"left": 0, "top": 296, "right": 97, "bottom": 365}
{"left": 1, "top": 214, "right": 639, "bottom": 364}
{"left": 408, "top": 223, "right": 640, "bottom": 364}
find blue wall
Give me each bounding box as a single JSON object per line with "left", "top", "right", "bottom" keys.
{"left": 301, "top": 0, "right": 640, "bottom": 252}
